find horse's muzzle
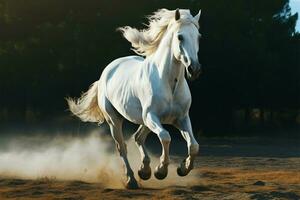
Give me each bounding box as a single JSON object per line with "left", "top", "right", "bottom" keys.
{"left": 187, "top": 62, "right": 202, "bottom": 80}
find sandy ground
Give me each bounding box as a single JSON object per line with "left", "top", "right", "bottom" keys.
{"left": 0, "top": 135, "right": 299, "bottom": 200}
{"left": 0, "top": 157, "right": 299, "bottom": 200}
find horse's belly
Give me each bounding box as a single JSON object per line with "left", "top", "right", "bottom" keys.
{"left": 110, "top": 96, "right": 143, "bottom": 124}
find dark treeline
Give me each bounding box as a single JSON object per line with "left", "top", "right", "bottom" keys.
{"left": 0, "top": 0, "right": 299, "bottom": 136}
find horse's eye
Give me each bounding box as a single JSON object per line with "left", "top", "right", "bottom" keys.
{"left": 178, "top": 34, "right": 183, "bottom": 42}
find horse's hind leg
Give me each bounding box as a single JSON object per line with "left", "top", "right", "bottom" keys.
{"left": 100, "top": 97, "right": 138, "bottom": 189}
{"left": 133, "top": 125, "right": 151, "bottom": 180}
{"left": 109, "top": 122, "right": 138, "bottom": 189}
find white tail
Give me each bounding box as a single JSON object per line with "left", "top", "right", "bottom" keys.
{"left": 66, "top": 81, "right": 105, "bottom": 124}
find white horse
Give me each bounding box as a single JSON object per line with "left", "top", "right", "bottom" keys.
{"left": 67, "top": 8, "right": 202, "bottom": 189}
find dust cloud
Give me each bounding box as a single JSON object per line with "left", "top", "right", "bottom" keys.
{"left": 0, "top": 129, "right": 198, "bottom": 189}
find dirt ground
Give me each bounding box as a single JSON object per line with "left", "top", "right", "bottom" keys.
{"left": 0, "top": 136, "right": 299, "bottom": 200}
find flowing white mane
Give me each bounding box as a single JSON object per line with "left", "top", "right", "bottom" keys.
{"left": 118, "top": 9, "right": 199, "bottom": 56}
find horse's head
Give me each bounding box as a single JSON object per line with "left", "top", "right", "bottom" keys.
{"left": 171, "top": 9, "right": 202, "bottom": 81}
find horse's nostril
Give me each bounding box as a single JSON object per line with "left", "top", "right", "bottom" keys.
{"left": 183, "top": 56, "right": 188, "bottom": 63}
{"left": 196, "top": 63, "right": 202, "bottom": 74}
{"left": 187, "top": 66, "right": 193, "bottom": 75}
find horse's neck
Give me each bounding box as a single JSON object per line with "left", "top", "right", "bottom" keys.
{"left": 151, "top": 32, "right": 184, "bottom": 91}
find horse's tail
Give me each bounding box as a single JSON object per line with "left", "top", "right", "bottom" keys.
{"left": 66, "top": 81, "right": 105, "bottom": 124}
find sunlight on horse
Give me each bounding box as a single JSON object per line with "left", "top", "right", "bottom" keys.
{"left": 67, "top": 8, "right": 202, "bottom": 189}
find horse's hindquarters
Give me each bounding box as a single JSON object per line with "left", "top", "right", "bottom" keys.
{"left": 99, "top": 56, "right": 145, "bottom": 124}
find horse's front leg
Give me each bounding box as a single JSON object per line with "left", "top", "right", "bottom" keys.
{"left": 133, "top": 125, "right": 152, "bottom": 180}
{"left": 175, "top": 115, "right": 199, "bottom": 176}
{"left": 143, "top": 112, "right": 171, "bottom": 180}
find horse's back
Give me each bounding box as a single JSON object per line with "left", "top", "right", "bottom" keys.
{"left": 99, "top": 55, "right": 145, "bottom": 124}
{"left": 100, "top": 55, "right": 144, "bottom": 87}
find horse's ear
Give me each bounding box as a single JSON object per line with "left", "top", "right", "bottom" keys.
{"left": 194, "top": 9, "right": 201, "bottom": 22}
{"left": 175, "top": 8, "right": 180, "bottom": 21}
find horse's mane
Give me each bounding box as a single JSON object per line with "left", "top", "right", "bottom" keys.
{"left": 118, "top": 9, "right": 199, "bottom": 57}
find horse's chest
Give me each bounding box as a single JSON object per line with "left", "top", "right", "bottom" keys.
{"left": 158, "top": 98, "right": 187, "bottom": 123}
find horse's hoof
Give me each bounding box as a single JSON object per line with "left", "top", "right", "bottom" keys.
{"left": 154, "top": 166, "right": 168, "bottom": 180}
{"left": 177, "top": 158, "right": 190, "bottom": 177}
{"left": 138, "top": 167, "right": 151, "bottom": 180}
{"left": 125, "top": 177, "right": 139, "bottom": 189}
{"left": 177, "top": 166, "right": 188, "bottom": 177}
